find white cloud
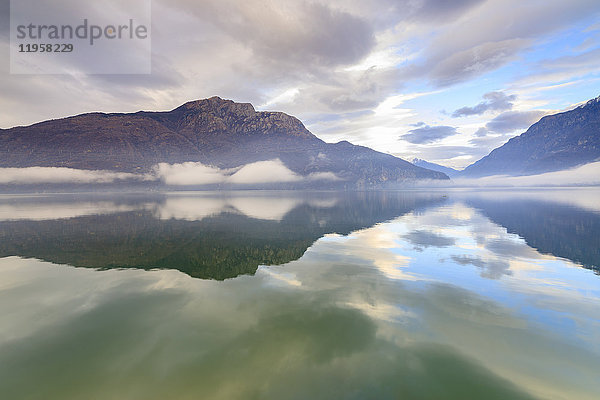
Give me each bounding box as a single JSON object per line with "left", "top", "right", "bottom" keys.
{"left": 417, "top": 161, "right": 600, "bottom": 187}
{"left": 226, "top": 159, "right": 302, "bottom": 184}
{"left": 307, "top": 172, "right": 343, "bottom": 181}
{"left": 155, "top": 159, "right": 342, "bottom": 186}
{"left": 0, "top": 167, "right": 144, "bottom": 184}
{"left": 153, "top": 162, "right": 226, "bottom": 185}
{"left": 0, "top": 160, "right": 345, "bottom": 187}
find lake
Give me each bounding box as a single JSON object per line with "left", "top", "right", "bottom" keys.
{"left": 0, "top": 188, "right": 599, "bottom": 399}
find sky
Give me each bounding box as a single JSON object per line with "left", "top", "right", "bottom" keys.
{"left": 1, "top": 0, "right": 600, "bottom": 169}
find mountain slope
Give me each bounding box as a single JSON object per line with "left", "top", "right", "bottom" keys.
{"left": 462, "top": 96, "right": 600, "bottom": 177}
{"left": 0, "top": 97, "right": 448, "bottom": 185}
{"left": 412, "top": 158, "right": 460, "bottom": 177}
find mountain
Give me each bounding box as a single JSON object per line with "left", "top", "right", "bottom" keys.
{"left": 0, "top": 97, "right": 448, "bottom": 186}
{"left": 462, "top": 96, "right": 600, "bottom": 177}
{"left": 412, "top": 158, "right": 460, "bottom": 177}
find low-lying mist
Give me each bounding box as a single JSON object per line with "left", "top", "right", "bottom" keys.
{"left": 418, "top": 161, "right": 600, "bottom": 188}
{"left": 1, "top": 160, "right": 598, "bottom": 188}
{"left": 0, "top": 167, "right": 145, "bottom": 184}
{"left": 0, "top": 159, "right": 343, "bottom": 186}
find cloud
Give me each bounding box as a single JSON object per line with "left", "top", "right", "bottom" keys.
{"left": 418, "top": 0, "right": 600, "bottom": 88}
{"left": 513, "top": 47, "right": 600, "bottom": 89}
{"left": 227, "top": 159, "right": 302, "bottom": 184}
{"left": 466, "top": 106, "right": 548, "bottom": 150}
{"left": 451, "top": 255, "right": 511, "bottom": 280}
{"left": 403, "top": 230, "right": 456, "bottom": 248}
{"left": 399, "top": 0, "right": 486, "bottom": 21}
{"left": 0, "top": 0, "right": 7, "bottom": 40}
{"left": 263, "top": 67, "right": 401, "bottom": 116}
{"left": 400, "top": 125, "right": 458, "bottom": 144}
{"left": 154, "top": 159, "right": 342, "bottom": 186}
{"left": 428, "top": 39, "right": 529, "bottom": 87}
{"left": 398, "top": 145, "right": 490, "bottom": 166}
{"left": 485, "top": 110, "right": 547, "bottom": 133}
{"left": 473, "top": 161, "right": 600, "bottom": 186}
{"left": 0, "top": 160, "right": 344, "bottom": 186}
{"left": 474, "top": 127, "right": 490, "bottom": 137}
{"left": 175, "top": 0, "right": 375, "bottom": 71}
{"left": 452, "top": 92, "right": 516, "bottom": 117}
{"left": 419, "top": 161, "right": 600, "bottom": 187}
{"left": 0, "top": 167, "right": 144, "bottom": 184}
{"left": 154, "top": 159, "right": 301, "bottom": 185}
{"left": 307, "top": 172, "right": 343, "bottom": 181}
{"left": 153, "top": 162, "right": 226, "bottom": 185}
{"left": 154, "top": 159, "right": 303, "bottom": 186}
{"left": 468, "top": 134, "right": 513, "bottom": 151}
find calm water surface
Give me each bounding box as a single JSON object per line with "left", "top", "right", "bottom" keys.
{"left": 0, "top": 189, "right": 599, "bottom": 399}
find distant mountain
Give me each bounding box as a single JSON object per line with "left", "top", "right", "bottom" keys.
{"left": 412, "top": 158, "right": 460, "bottom": 177}
{"left": 462, "top": 96, "right": 600, "bottom": 177}
{"left": 0, "top": 97, "right": 448, "bottom": 186}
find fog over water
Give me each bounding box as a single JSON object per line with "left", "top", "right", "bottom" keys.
{"left": 2, "top": 159, "right": 599, "bottom": 187}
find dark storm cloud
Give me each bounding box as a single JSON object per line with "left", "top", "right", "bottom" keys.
{"left": 400, "top": 125, "right": 458, "bottom": 144}
{"left": 403, "top": 230, "right": 456, "bottom": 249}
{"left": 485, "top": 110, "right": 547, "bottom": 133}
{"left": 452, "top": 92, "right": 517, "bottom": 117}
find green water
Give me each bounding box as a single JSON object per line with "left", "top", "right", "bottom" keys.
{"left": 0, "top": 189, "right": 599, "bottom": 399}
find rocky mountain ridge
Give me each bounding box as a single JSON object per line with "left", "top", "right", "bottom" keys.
{"left": 462, "top": 95, "right": 600, "bottom": 177}
{"left": 0, "top": 96, "right": 448, "bottom": 187}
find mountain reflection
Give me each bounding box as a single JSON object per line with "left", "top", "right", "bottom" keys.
{"left": 1, "top": 189, "right": 599, "bottom": 399}
{"left": 1, "top": 189, "right": 598, "bottom": 279}
{"left": 0, "top": 192, "right": 444, "bottom": 279}
{"left": 462, "top": 191, "right": 600, "bottom": 275}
